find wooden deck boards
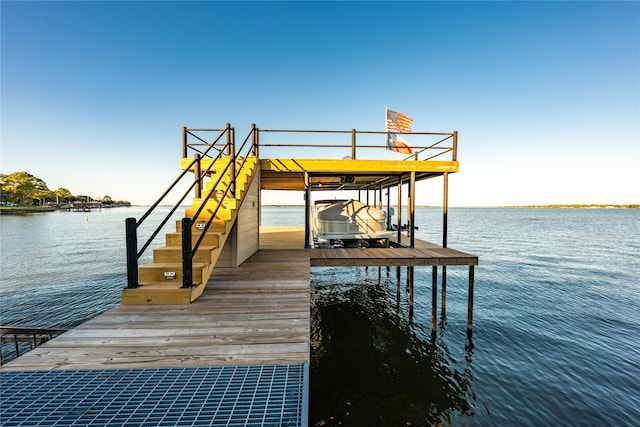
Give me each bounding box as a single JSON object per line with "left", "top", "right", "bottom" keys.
{"left": 310, "top": 247, "right": 478, "bottom": 266}
{"left": 260, "top": 225, "right": 306, "bottom": 249}
{"left": 258, "top": 225, "right": 477, "bottom": 267}
{"left": 1, "top": 249, "right": 310, "bottom": 372}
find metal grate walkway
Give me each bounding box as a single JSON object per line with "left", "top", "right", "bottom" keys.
{"left": 0, "top": 364, "right": 308, "bottom": 427}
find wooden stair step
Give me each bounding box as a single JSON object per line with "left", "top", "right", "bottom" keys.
{"left": 153, "top": 245, "right": 219, "bottom": 264}
{"left": 123, "top": 156, "right": 256, "bottom": 306}
{"left": 166, "top": 232, "right": 221, "bottom": 247}
{"left": 204, "top": 174, "right": 250, "bottom": 188}
{"left": 185, "top": 207, "right": 235, "bottom": 221}
{"left": 121, "top": 282, "right": 206, "bottom": 305}
{"left": 138, "top": 262, "right": 209, "bottom": 283}
{"left": 175, "top": 219, "right": 227, "bottom": 234}
{"left": 193, "top": 197, "right": 238, "bottom": 211}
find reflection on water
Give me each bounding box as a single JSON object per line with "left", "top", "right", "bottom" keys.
{"left": 310, "top": 266, "right": 475, "bottom": 426}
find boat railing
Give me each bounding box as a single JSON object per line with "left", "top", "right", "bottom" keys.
{"left": 256, "top": 128, "right": 457, "bottom": 162}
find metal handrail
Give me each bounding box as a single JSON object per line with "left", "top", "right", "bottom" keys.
{"left": 257, "top": 128, "right": 457, "bottom": 161}
{"left": 125, "top": 126, "right": 231, "bottom": 289}
{"left": 1, "top": 326, "right": 68, "bottom": 364}
{"left": 181, "top": 126, "right": 258, "bottom": 288}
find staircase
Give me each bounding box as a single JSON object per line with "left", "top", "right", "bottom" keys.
{"left": 121, "top": 156, "right": 258, "bottom": 305}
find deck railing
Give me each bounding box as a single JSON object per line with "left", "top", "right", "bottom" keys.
{"left": 256, "top": 129, "right": 457, "bottom": 161}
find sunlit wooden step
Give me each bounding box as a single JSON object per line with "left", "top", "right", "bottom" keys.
{"left": 185, "top": 207, "right": 234, "bottom": 221}
{"left": 153, "top": 245, "right": 219, "bottom": 264}
{"left": 175, "top": 219, "right": 227, "bottom": 234}
{"left": 166, "top": 231, "right": 221, "bottom": 248}
{"left": 138, "top": 262, "right": 209, "bottom": 284}
{"left": 121, "top": 281, "right": 206, "bottom": 305}
{"left": 193, "top": 197, "right": 238, "bottom": 211}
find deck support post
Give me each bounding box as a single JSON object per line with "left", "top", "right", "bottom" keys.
{"left": 125, "top": 217, "right": 139, "bottom": 289}
{"left": 408, "top": 266, "right": 414, "bottom": 321}
{"left": 467, "top": 265, "right": 475, "bottom": 337}
{"left": 432, "top": 266, "right": 438, "bottom": 332}
{"left": 397, "top": 177, "right": 402, "bottom": 243}
{"left": 441, "top": 266, "right": 447, "bottom": 315}
{"left": 386, "top": 186, "right": 391, "bottom": 230}
{"left": 409, "top": 171, "right": 416, "bottom": 248}
{"left": 443, "top": 172, "right": 449, "bottom": 248}
{"left": 442, "top": 172, "right": 449, "bottom": 313}
{"left": 396, "top": 266, "right": 401, "bottom": 306}
{"left": 181, "top": 217, "right": 193, "bottom": 288}
{"left": 304, "top": 172, "right": 311, "bottom": 249}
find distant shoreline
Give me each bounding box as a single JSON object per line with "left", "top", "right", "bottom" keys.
{"left": 0, "top": 206, "right": 129, "bottom": 215}
{"left": 0, "top": 207, "right": 55, "bottom": 215}
{"left": 262, "top": 204, "right": 640, "bottom": 209}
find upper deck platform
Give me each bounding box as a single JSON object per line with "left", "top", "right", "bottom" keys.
{"left": 182, "top": 127, "right": 459, "bottom": 192}
{"left": 260, "top": 157, "right": 458, "bottom": 190}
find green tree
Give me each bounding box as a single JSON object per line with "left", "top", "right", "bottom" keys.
{"left": 101, "top": 195, "right": 113, "bottom": 205}
{"left": 54, "top": 187, "right": 73, "bottom": 203}
{"left": 0, "top": 172, "right": 50, "bottom": 205}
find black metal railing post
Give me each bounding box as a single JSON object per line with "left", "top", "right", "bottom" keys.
{"left": 351, "top": 129, "right": 356, "bottom": 159}
{"left": 194, "top": 154, "right": 202, "bottom": 199}
{"left": 125, "top": 217, "right": 139, "bottom": 288}
{"left": 181, "top": 217, "right": 193, "bottom": 288}
{"left": 182, "top": 126, "right": 188, "bottom": 158}
{"left": 225, "top": 123, "right": 232, "bottom": 157}
{"left": 452, "top": 130, "right": 458, "bottom": 161}
{"left": 230, "top": 127, "right": 236, "bottom": 197}
{"left": 252, "top": 123, "right": 258, "bottom": 157}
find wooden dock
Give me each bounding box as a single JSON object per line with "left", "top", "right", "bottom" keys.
{"left": 311, "top": 247, "right": 477, "bottom": 267}
{"left": 1, "top": 231, "right": 477, "bottom": 426}
{"left": 1, "top": 248, "right": 309, "bottom": 372}
{"left": 1, "top": 226, "right": 477, "bottom": 372}
{"left": 1, "top": 126, "right": 479, "bottom": 426}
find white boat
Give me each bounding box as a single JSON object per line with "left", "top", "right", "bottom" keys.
{"left": 312, "top": 199, "right": 394, "bottom": 248}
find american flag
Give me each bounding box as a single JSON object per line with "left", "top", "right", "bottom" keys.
{"left": 386, "top": 108, "right": 413, "bottom": 133}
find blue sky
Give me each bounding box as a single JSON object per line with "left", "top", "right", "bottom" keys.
{"left": 2, "top": 1, "right": 638, "bottom": 206}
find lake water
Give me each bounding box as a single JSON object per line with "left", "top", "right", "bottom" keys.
{"left": 1, "top": 207, "right": 639, "bottom": 426}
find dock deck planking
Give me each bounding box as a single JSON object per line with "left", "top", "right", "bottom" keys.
{"left": 259, "top": 225, "right": 477, "bottom": 267}
{"left": 310, "top": 247, "right": 477, "bottom": 267}
{"left": 1, "top": 248, "right": 310, "bottom": 372}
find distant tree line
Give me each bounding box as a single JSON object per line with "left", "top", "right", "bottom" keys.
{"left": 0, "top": 171, "right": 130, "bottom": 207}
